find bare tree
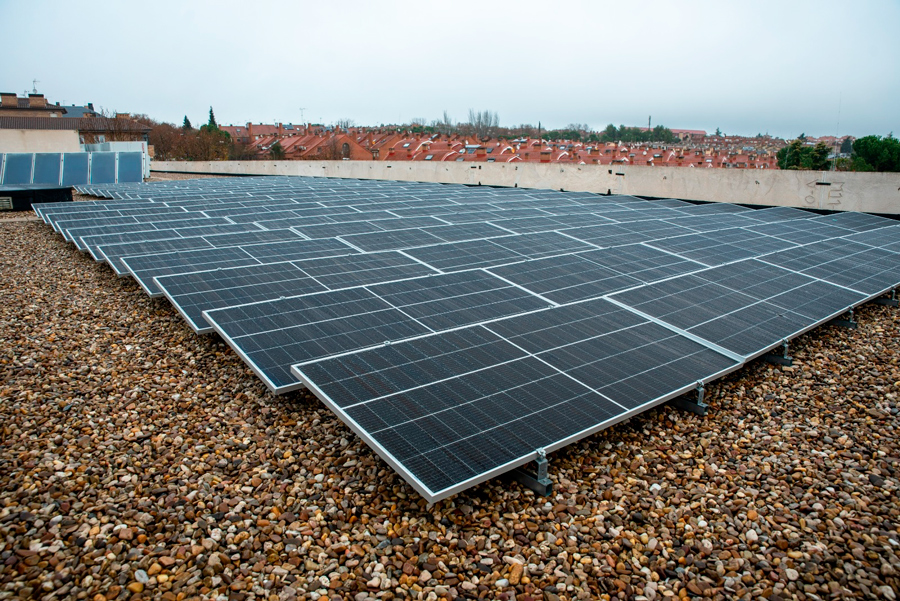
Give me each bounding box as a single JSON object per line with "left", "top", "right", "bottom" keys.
{"left": 466, "top": 109, "right": 500, "bottom": 139}
{"left": 148, "top": 123, "right": 180, "bottom": 160}
{"left": 432, "top": 110, "right": 455, "bottom": 135}
{"left": 335, "top": 118, "right": 356, "bottom": 129}
{"left": 566, "top": 123, "right": 591, "bottom": 133}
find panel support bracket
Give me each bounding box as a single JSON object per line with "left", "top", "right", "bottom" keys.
{"left": 763, "top": 339, "right": 793, "bottom": 366}
{"left": 874, "top": 289, "right": 898, "bottom": 307}
{"left": 829, "top": 308, "right": 858, "bottom": 329}
{"left": 670, "top": 381, "right": 708, "bottom": 416}
{"left": 511, "top": 449, "right": 553, "bottom": 496}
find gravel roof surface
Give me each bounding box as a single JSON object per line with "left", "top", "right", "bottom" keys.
{"left": 2, "top": 204, "right": 900, "bottom": 600}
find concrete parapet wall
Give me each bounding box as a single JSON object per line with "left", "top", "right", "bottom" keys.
{"left": 152, "top": 160, "right": 900, "bottom": 215}
{"left": 0, "top": 130, "right": 82, "bottom": 153}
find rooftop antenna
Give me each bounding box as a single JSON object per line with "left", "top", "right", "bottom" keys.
{"left": 831, "top": 93, "right": 842, "bottom": 172}
{"left": 32, "top": 79, "right": 40, "bottom": 93}
{"left": 299, "top": 107, "right": 307, "bottom": 122}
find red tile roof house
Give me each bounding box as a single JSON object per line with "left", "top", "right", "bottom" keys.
{"left": 215, "top": 124, "right": 783, "bottom": 169}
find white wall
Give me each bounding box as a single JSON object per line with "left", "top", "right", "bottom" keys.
{"left": 0, "top": 130, "right": 82, "bottom": 153}
{"left": 152, "top": 160, "right": 900, "bottom": 215}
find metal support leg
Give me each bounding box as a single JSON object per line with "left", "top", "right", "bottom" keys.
{"left": 670, "top": 382, "right": 708, "bottom": 416}
{"left": 763, "top": 339, "right": 793, "bottom": 366}
{"left": 511, "top": 449, "right": 553, "bottom": 496}
{"left": 874, "top": 289, "right": 898, "bottom": 307}
{"left": 830, "top": 308, "right": 858, "bottom": 329}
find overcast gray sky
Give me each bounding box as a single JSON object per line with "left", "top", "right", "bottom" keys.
{"left": 3, "top": 0, "right": 898, "bottom": 138}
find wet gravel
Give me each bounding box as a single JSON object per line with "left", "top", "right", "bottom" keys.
{"left": 1, "top": 217, "right": 899, "bottom": 601}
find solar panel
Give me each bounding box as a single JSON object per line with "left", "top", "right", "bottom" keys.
{"left": 340, "top": 228, "right": 446, "bottom": 252}
{"left": 2, "top": 153, "right": 33, "bottom": 185}
{"left": 489, "top": 254, "right": 640, "bottom": 303}
{"left": 645, "top": 229, "right": 796, "bottom": 266}
{"left": 744, "top": 206, "right": 818, "bottom": 223}
{"left": 32, "top": 154, "right": 62, "bottom": 185}
{"left": 124, "top": 238, "right": 355, "bottom": 296}
{"left": 611, "top": 259, "right": 866, "bottom": 358}
{"left": 490, "top": 231, "right": 597, "bottom": 258}
{"left": 404, "top": 239, "right": 525, "bottom": 272}
{"left": 98, "top": 228, "right": 304, "bottom": 272}
{"left": 760, "top": 239, "right": 900, "bottom": 297}
{"left": 295, "top": 251, "right": 438, "bottom": 289}
{"left": 117, "top": 152, "right": 144, "bottom": 183}
{"left": 61, "top": 153, "right": 90, "bottom": 185}
{"left": 102, "top": 237, "right": 217, "bottom": 275}
{"left": 158, "top": 262, "right": 325, "bottom": 332}
{"left": 205, "top": 270, "right": 548, "bottom": 392}
{"left": 564, "top": 221, "right": 693, "bottom": 248}
{"left": 205, "top": 288, "right": 433, "bottom": 392}
{"left": 33, "top": 175, "right": 900, "bottom": 502}
{"left": 293, "top": 221, "right": 383, "bottom": 239}
{"left": 124, "top": 247, "right": 263, "bottom": 295}
{"left": 292, "top": 299, "right": 738, "bottom": 501}
{"left": 841, "top": 224, "right": 900, "bottom": 249}
{"left": 77, "top": 222, "right": 255, "bottom": 257}
{"left": 368, "top": 270, "right": 549, "bottom": 331}
{"left": 675, "top": 202, "right": 753, "bottom": 215}
{"left": 90, "top": 152, "right": 117, "bottom": 184}
{"left": 663, "top": 213, "right": 759, "bottom": 233}
{"left": 810, "top": 211, "right": 895, "bottom": 232}
{"left": 579, "top": 244, "right": 705, "bottom": 283}
{"left": 744, "top": 220, "right": 855, "bottom": 245}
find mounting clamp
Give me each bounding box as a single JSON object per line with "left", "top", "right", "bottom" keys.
{"left": 671, "top": 381, "right": 708, "bottom": 416}
{"left": 510, "top": 448, "right": 553, "bottom": 496}
{"left": 763, "top": 339, "right": 793, "bottom": 366}
{"left": 874, "top": 289, "right": 899, "bottom": 307}
{"left": 830, "top": 308, "right": 858, "bottom": 329}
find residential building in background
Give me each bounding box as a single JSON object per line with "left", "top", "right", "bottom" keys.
{"left": 217, "top": 121, "right": 840, "bottom": 169}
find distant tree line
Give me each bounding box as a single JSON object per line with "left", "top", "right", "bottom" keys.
{"left": 597, "top": 124, "right": 678, "bottom": 144}
{"left": 401, "top": 113, "right": 683, "bottom": 145}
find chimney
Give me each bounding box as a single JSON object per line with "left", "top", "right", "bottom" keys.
{"left": 1, "top": 93, "right": 16, "bottom": 108}
{"left": 277, "top": 122, "right": 284, "bottom": 137}
{"left": 28, "top": 93, "right": 46, "bottom": 108}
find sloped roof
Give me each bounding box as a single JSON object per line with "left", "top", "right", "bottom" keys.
{"left": 0, "top": 116, "right": 151, "bottom": 132}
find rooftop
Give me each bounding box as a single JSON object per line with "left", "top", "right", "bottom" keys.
{"left": 1, "top": 187, "right": 899, "bottom": 597}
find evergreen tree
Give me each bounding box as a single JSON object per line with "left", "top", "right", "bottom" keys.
{"left": 851, "top": 134, "right": 900, "bottom": 172}
{"left": 269, "top": 141, "right": 286, "bottom": 160}
{"left": 208, "top": 107, "right": 218, "bottom": 130}
{"left": 777, "top": 140, "right": 832, "bottom": 170}
{"left": 182, "top": 116, "right": 192, "bottom": 130}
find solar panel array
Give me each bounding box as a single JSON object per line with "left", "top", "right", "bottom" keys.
{"left": 0, "top": 152, "right": 144, "bottom": 185}
{"left": 36, "top": 176, "right": 900, "bottom": 501}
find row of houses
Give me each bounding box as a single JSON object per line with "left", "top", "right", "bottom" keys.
{"left": 0, "top": 93, "right": 151, "bottom": 147}
{"left": 220, "top": 123, "right": 782, "bottom": 168}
